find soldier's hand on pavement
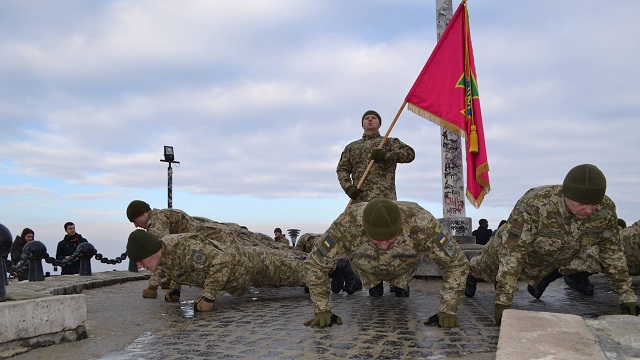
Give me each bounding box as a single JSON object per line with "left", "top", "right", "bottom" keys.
{"left": 304, "top": 311, "right": 343, "bottom": 327}
{"left": 142, "top": 285, "right": 158, "bottom": 299}
{"left": 164, "top": 289, "right": 181, "bottom": 303}
{"left": 369, "top": 148, "right": 386, "bottom": 161}
{"left": 620, "top": 302, "right": 640, "bottom": 316}
{"left": 494, "top": 303, "right": 511, "bottom": 325}
{"left": 438, "top": 312, "right": 460, "bottom": 328}
{"left": 194, "top": 296, "right": 214, "bottom": 312}
{"left": 345, "top": 186, "right": 362, "bottom": 200}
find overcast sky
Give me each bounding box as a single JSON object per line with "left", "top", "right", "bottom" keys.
{"left": 1, "top": 1, "right": 638, "bottom": 273}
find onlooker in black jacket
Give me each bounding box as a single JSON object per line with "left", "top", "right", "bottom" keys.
{"left": 56, "top": 222, "right": 88, "bottom": 275}
{"left": 472, "top": 218, "right": 493, "bottom": 245}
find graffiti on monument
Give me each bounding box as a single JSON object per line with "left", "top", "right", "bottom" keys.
{"left": 449, "top": 218, "right": 469, "bottom": 236}
{"left": 442, "top": 129, "right": 465, "bottom": 217}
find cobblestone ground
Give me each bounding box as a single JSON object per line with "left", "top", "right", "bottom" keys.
{"left": 98, "top": 275, "right": 640, "bottom": 360}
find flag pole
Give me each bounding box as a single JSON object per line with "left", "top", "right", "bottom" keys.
{"left": 346, "top": 100, "right": 408, "bottom": 209}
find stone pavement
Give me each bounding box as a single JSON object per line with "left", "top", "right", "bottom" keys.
{"left": 4, "top": 272, "right": 640, "bottom": 359}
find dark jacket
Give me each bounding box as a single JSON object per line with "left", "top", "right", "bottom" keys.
{"left": 56, "top": 234, "right": 88, "bottom": 275}
{"left": 472, "top": 226, "right": 493, "bottom": 245}
{"left": 10, "top": 235, "right": 29, "bottom": 281}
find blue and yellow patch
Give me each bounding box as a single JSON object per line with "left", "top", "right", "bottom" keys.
{"left": 436, "top": 233, "right": 456, "bottom": 258}
{"left": 316, "top": 235, "right": 333, "bottom": 257}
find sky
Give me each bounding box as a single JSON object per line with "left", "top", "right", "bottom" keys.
{"left": 1, "top": 0, "right": 639, "bottom": 273}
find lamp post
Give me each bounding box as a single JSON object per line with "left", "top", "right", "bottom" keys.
{"left": 160, "top": 146, "right": 180, "bottom": 209}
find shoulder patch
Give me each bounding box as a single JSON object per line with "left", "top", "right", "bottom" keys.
{"left": 192, "top": 250, "right": 207, "bottom": 265}
{"left": 506, "top": 221, "right": 523, "bottom": 248}
{"left": 436, "top": 233, "right": 456, "bottom": 258}
{"left": 316, "top": 235, "right": 333, "bottom": 257}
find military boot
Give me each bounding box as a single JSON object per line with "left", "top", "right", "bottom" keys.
{"left": 394, "top": 286, "right": 410, "bottom": 297}
{"left": 563, "top": 272, "right": 595, "bottom": 295}
{"left": 464, "top": 275, "right": 478, "bottom": 298}
{"left": 369, "top": 281, "right": 384, "bottom": 297}
{"left": 329, "top": 260, "right": 347, "bottom": 294}
{"left": 342, "top": 262, "right": 363, "bottom": 295}
{"left": 527, "top": 269, "right": 562, "bottom": 299}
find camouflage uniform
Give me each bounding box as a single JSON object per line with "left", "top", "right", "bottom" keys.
{"left": 337, "top": 131, "right": 415, "bottom": 203}
{"left": 158, "top": 233, "right": 306, "bottom": 300}
{"left": 469, "top": 185, "right": 636, "bottom": 306}
{"left": 295, "top": 233, "right": 321, "bottom": 254}
{"left": 304, "top": 201, "right": 469, "bottom": 315}
{"left": 146, "top": 208, "right": 302, "bottom": 289}
{"left": 561, "top": 219, "right": 640, "bottom": 276}
{"left": 621, "top": 220, "right": 640, "bottom": 276}
{"left": 274, "top": 234, "right": 290, "bottom": 246}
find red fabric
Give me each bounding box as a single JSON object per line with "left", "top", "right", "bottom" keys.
{"left": 405, "top": 1, "right": 489, "bottom": 208}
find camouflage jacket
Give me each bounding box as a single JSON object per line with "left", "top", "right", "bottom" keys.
{"left": 146, "top": 209, "right": 301, "bottom": 287}
{"left": 621, "top": 219, "right": 640, "bottom": 275}
{"left": 295, "top": 233, "right": 321, "bottom": 254}
{"left": 471, "top": 185, "right": 635, "bottom": 305}
{"left": 336, "top": 132, "right": 415, "bottom": 203}
{"left": 274, "top": 234, "right": 290, "bottom": 246}
{"left": 158, "top": 233, "right": 305, "bottom": 300}
{"left": 303, "top": 201, "right": 469, "bottom": 315}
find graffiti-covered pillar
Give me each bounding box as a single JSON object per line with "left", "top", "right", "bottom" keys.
{"left": 436, "top": 0, "right": 473, "bottom": 242}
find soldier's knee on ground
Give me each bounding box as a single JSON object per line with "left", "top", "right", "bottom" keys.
{"left": 142, "top": 285, "right": 158, "bottom": 299}
{"left": 165, "top": 289, "right": 181, "bottom": 302}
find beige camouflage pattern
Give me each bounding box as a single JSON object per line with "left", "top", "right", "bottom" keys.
{"left": 304, "top": 201, "right": 469, "bottom": 315}
{"left": 469, "top": 185, "right": 636, "bottom": 306}
{"left": 561, "top": 219, "right": 640, "bottom": 276}
{"left": 621, "top": 220, "right": 640, "bottom": 276}
{"left": 295, "top": 233, "right": 321, "bottom": 254}
{"left": 157, "top": 233, "right": 306, "bottom": 300}
{"left": 146, "top": 208, "right": 302, "bottom": 289}
{"left": 274, "top": 234, "right": 290, "bottom": 246}
{"left": 337, "top": 132, "right": 415, "bottom": 203}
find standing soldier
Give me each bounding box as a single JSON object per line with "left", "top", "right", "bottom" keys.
{"left": 126, "top": 230, "right": 306, "bottom": 312}
{"left": 337, "top": 110, "right": 415, "bottom": 203}
{"left": 465, "top": 164, "right": 639, "bottom": 324}
{"left": 126, "top": 200, "right": 302, "bottom": 302}
{"left": 303, "top": 198, "right": 469, "bottom": 328}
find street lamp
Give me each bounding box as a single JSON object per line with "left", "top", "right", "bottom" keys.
{"left": 160, "top": 146, "right": 180, "bottom": 208}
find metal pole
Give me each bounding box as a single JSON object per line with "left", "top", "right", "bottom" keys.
{"left": 168, "top": 162, "right": 173, "bottom": 209}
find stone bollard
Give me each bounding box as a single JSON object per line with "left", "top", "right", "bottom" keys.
{"left": 23, "top": 241, "right": 47, "bottom": 281}
{"left": 77, "top": 242, "right": 97, "bottom": 276}
{"left": 0, "top": 223, "right": 12, "bottom": 301}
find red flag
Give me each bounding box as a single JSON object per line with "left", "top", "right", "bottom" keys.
{"left": 405, "top": 1, "right": 489, "bottom": 208}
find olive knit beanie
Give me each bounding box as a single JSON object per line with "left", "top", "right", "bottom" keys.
{"left": 126, "top": 229, "right": 162, "bottom": 262}
{"left": 562, "top": 164, "right": 606, "bottom": 204}
{"left": 362, "top": 110, "right": 382, "bottom": 126}
{"left": 362, "top": 198, "right": 403, "bottom": 241}
{"left": 127, "top": 200, "right": 151, "bottom": 222}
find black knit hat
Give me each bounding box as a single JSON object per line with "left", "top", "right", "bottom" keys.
{"left": 127, "top": 200, "right": 151, "bottom": 222}
{"left": 562, "top": 164, "right": 606, "bottom": 204}
{"left": 126, "top": 229, "right": 162, "bottom": 262}
{"left": 362, "top": 110, "right": 381, "bottom": 126}
{"left": 362, "top": 198, "right": 403, "bottom": 241}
